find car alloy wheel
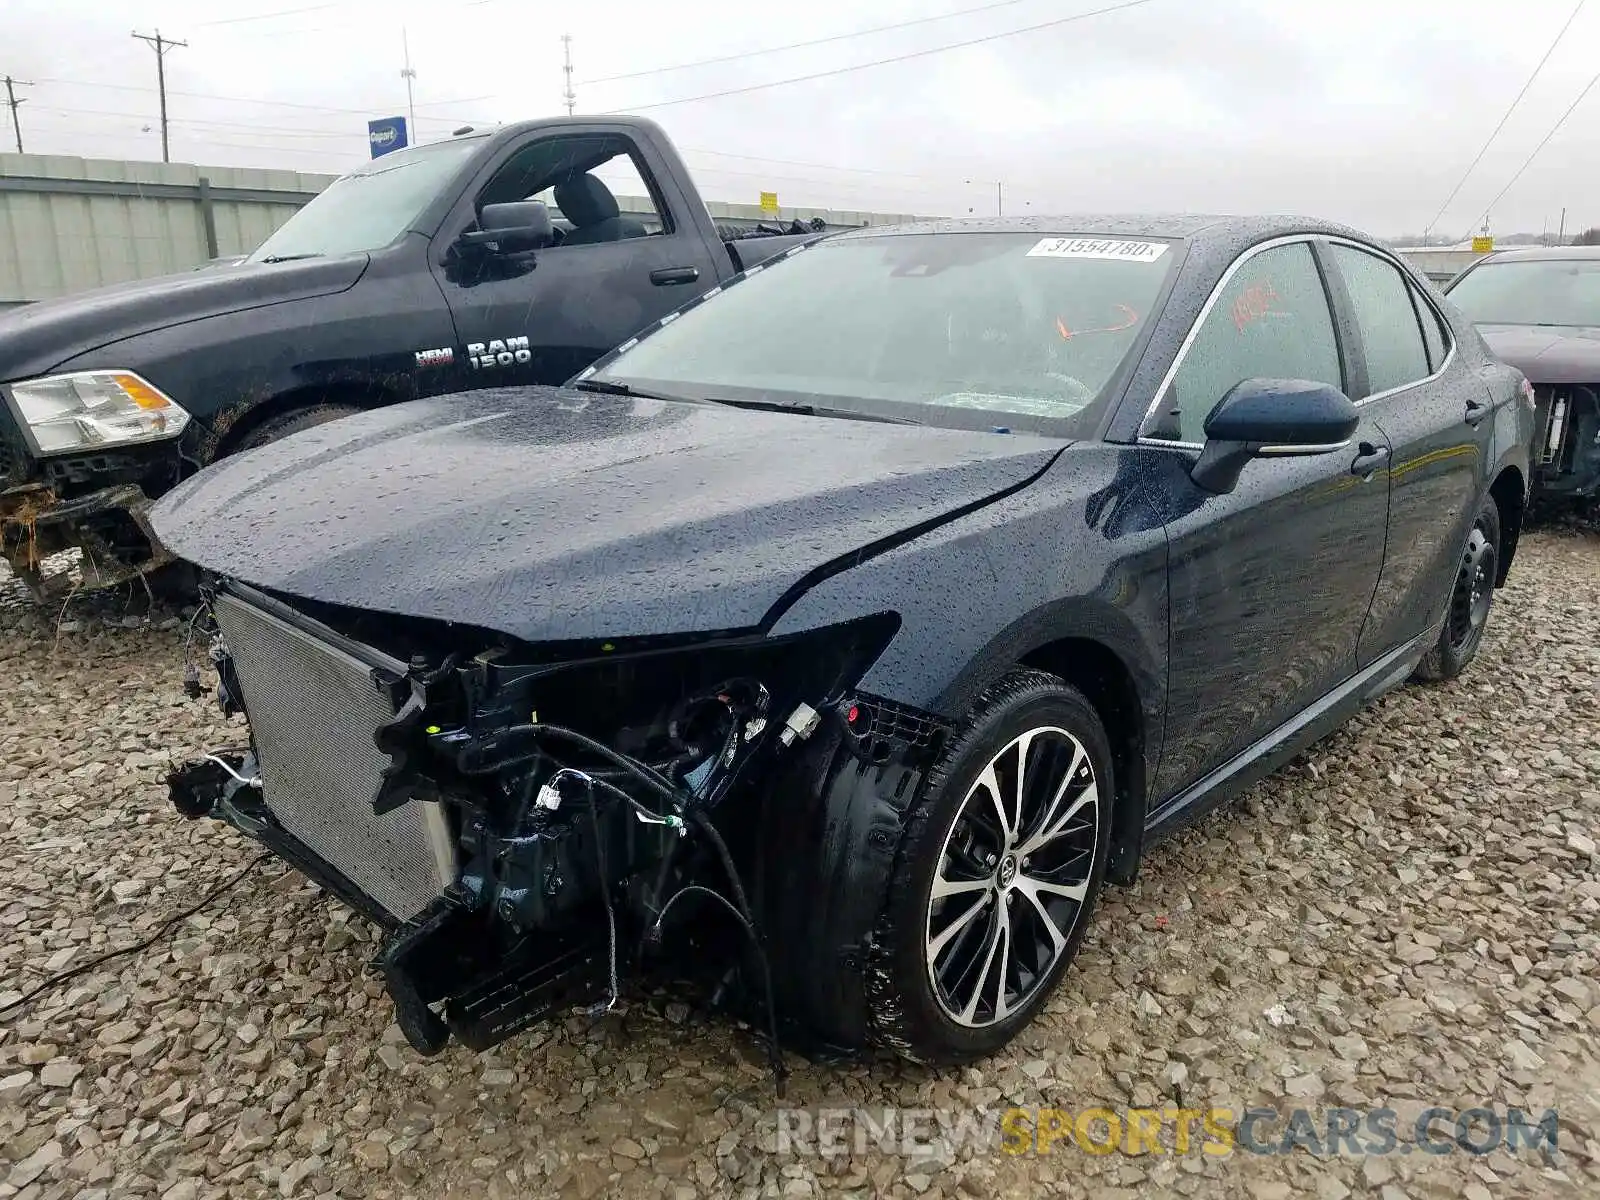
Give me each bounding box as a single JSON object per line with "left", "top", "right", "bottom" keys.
{"left": 1446, "top": 520, "right": 1496, "bottom": 654}
{"left": 924, "top": 725, "right": 1100, "bottom": 1028}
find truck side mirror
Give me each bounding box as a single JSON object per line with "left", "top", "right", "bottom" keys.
{"left": 459, "top": 201, "right": 554, "bottom": 254}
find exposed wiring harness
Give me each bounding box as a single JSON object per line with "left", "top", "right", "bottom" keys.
{"left": 489, "top": 721, "right": 789, "bottom": 1096}
{"left": 576, "top": 774, "right": 620, "bottom": 1019}
{"left": 0, "top": 851, "right": 274, "bottom": 1021}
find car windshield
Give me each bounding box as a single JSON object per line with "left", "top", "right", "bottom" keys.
{"left": 588, "top": 231, "right": 1178, "bottom": 435}
{"left": 247, "top": 137, "right": 485, "bottom": 263}
{"left": 1446, "top": 258, "right": 1600, "bottom": 327}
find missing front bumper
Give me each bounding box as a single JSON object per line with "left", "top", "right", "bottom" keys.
{"left": 168, "top": 752, "right": 610, "bottom": 1055}
{"left": 0, "top": 481, "right": 174, "bottom": 598}
{"left": 1534, "top": 384, "right": 1600, "bottom": 499}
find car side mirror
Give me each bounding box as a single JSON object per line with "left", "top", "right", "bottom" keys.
{"left": 458, "top": 200, "right": 553, "bottom": 255}
{"left": 1190, "top": 378, "right": 1358, "bottom": 495}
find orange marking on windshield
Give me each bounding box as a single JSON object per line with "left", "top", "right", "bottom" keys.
{"left": 1056, "top": 304, "right": 1140, "bottom": 340}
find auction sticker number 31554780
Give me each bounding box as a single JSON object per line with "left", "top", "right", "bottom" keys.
{"left": 1026, "top": 237, "right": 1169, "bottom": 262}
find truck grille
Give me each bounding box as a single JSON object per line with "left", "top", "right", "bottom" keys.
{"left": 212, "top": 591, "right": 456, "bottom": 922}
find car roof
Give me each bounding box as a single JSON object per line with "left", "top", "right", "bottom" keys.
{"left": 827, "top": 213, "right": 1382, "bottom": 246}
{"left": 1475, "top": 244, "right": 1600, "bottom": 262}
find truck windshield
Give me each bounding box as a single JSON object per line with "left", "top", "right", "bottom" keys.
{"left": 587, "top": 232, "right": 1176, "bottom": 435}
{"left": 247, "top": 137, "right": 485, "bottom": 263}
{"left": 1447, "top": 258, "right": 1600, "bottom": 327}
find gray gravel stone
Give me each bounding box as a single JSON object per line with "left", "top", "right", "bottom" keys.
{"left": 1, "top": 525, "right": 1597, "bottom": 1199}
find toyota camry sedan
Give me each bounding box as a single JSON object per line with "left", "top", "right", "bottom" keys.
{"left": 155, "top": 215, "right": 1535, "bottom": 1072}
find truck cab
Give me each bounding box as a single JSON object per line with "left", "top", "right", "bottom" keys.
{"left": 0, "top": 116, "right": 824, "bottom": 597}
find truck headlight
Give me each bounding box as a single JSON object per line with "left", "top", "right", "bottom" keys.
{"left": 4, "top": 371, "right": 191, "bottom": 455}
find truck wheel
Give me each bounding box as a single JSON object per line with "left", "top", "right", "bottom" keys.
{"left": 233, "top": 403, "right": 361, "bottom": 454}
{"left": 865, "top": 669, "right": 1112, "bottom": 1064}
{"left": 1412, "top": 495, "right": 1501, "bottom": 683}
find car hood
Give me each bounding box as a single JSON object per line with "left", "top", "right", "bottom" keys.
{"left": 0, "top": 254, "right": 368, "bottom": 382}
{"left": 1476, "top": 323, "right": 1600, "bottom": 385}
{"left": 151, "top": 386, "right": 1064, "bottom": 642}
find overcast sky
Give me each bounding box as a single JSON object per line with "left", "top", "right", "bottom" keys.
{"left": 4, "top": 0, "right": 1598, "bottom": 238}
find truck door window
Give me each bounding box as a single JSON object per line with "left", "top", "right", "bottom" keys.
{"left": 476, "top": 134, "right": 670, "bottom": 246}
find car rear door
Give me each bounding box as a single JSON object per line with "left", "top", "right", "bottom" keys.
{"left": 430, "top": 129, "right": 723, "bottom": 390}
{"left": 1322, "top": 242, "right": 1493, "bottom": 665}
{"left": 1141, "top": 237, "right": 1391, "bottom": 806}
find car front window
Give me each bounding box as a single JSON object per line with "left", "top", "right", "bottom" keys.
{"left": 589, "top": 232, "right": 1178, "bottom": 435}
{"left": 247, "top": 137, "right": 485, "bottom": 263}
{"left": 1446, "top": 258, "right": 1600, "bottom": 327}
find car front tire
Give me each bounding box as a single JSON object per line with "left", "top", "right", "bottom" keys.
{"left": 865, "top": 669, "right": 1113, "bottom": 1064}
{"left": 1412, "top": 494, "right": 1502, "bottom": 683}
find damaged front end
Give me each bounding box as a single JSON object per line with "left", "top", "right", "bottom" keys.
{"left": 167, "top": 580, "right": 923, "bottom": 1068}
{"left": 0, "top": 452, "right": 181, "bottom": 599}
{"left": 0, "top": 377, "right": 189, "bottom": 599}
{"left": 1531, "top": 382, "right": 1600, "bottom": 499}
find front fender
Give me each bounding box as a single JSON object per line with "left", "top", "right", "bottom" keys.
{"left": 767, "top": 443, "right": 1169, "bottom": 730}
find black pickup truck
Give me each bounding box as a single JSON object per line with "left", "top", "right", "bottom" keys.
{"left": 0, "top": 115, "right": 824, "bottom": 596}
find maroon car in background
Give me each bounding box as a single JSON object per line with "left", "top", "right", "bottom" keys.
{"left": 1445, "top": 245, "right": 1600, "bottom": 504}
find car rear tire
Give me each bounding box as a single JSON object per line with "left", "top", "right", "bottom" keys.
{"left": 1412, "top": 495, "right": 1501, "bottom": 683}
{"left": 233, "top": 403, "right": 361, "bottom": 453}
{"left": 865, "top": 669, "right": 1112, "bottom": 1064}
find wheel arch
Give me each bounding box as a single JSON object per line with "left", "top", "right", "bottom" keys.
{"left": 1016, "top": 635, "right": 1151, "bottom": 887}
{"left": 931, "top": 600, "right": 1162, "bottom": 890}
{"left": 209, "top": 379, "right": 399, "bottom": 461}
{"left": 1488, "top": 464, "right": 1525, "bottom": 585}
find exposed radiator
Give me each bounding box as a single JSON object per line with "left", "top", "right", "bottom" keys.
{"left": 212, "top": 591, "right": 456, "bottom": 922}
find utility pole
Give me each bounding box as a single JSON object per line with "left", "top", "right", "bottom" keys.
{"left": 131, "top": 29, "right": 186, "bottom": 163}
{"left": 400, "top": 27, "right": 417, "bottom": 136}
{"left": 2, "top": 76, "right": 30, "bottom": 154}
{"left": 562, "top": 34, "right": 576, "bottom": 115}
{"left": 1559, "top": 206, "right": 1568, "bottom": 245}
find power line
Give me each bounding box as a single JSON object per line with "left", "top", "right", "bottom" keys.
{"left": 196, "top": 3, "right": 336, "bottom": 26}
{"left": 579, "top": 0, "right": 1051, "bottom": 86}
{"left": 32, "top": 75, "right": 490, "bottom": 119}
{"left": 30, "top": 103, "right": 376, "bottom": 140}
{"left": 131, "top": 29, "right": 188, "bottom": 164}
{"left": 680, "top": 146, "right": 965, "bottom": 183}
{"left": 611, "top": 0, "right": 1158, "bottom": 113}
{"left": 2, "top": 75, "right": 30, "bottom": 154}
{"left": 1475, "top": 63, "right": 1600, "bottom": 231}
{"left": 1422, "top": 0, "right": 1587, "bottom": 240}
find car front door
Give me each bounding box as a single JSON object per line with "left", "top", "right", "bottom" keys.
{"left": 1142, "top": 238, "right": 1391, "bottom": 806}
{"left": 431, "top": 130, "right": 723, "bottom": 390}
{"left": 1323, "top": 242, "right": 1494, "bottom": 664}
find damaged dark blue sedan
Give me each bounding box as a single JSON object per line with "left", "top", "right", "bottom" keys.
{"left": 156, "top": 215, "right": 1535, "bottom": 1073}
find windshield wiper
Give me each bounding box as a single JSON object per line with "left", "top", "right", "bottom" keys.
{"left": 257, "top": 253, "right": 324, "bottom": 264}
{"left": 571, "top": 378, "right": 694, "bottom": 403}
{"left": 701, "top": 396, "right": 922, "bottom": 426}
{"left": 575, "top": 380, "right": 920, "bottom": 425}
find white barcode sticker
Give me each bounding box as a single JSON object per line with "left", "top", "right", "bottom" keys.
{"left": 1026, "top": 237, "right": 1168, "bottom": 262}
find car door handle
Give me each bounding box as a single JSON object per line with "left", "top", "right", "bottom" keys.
{"left": 650, "top": 266, "right": 700, "bottom": 286}
{"left": 1349, "top": 443, "right": 1389, "bottom": 477}
{"left": 1465, "top": 396, "right": 1489, "bottom": 427}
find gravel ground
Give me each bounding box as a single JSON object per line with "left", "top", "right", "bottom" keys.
{"left": 1, "top": 520, "right": 1597, "bottom": 1200}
